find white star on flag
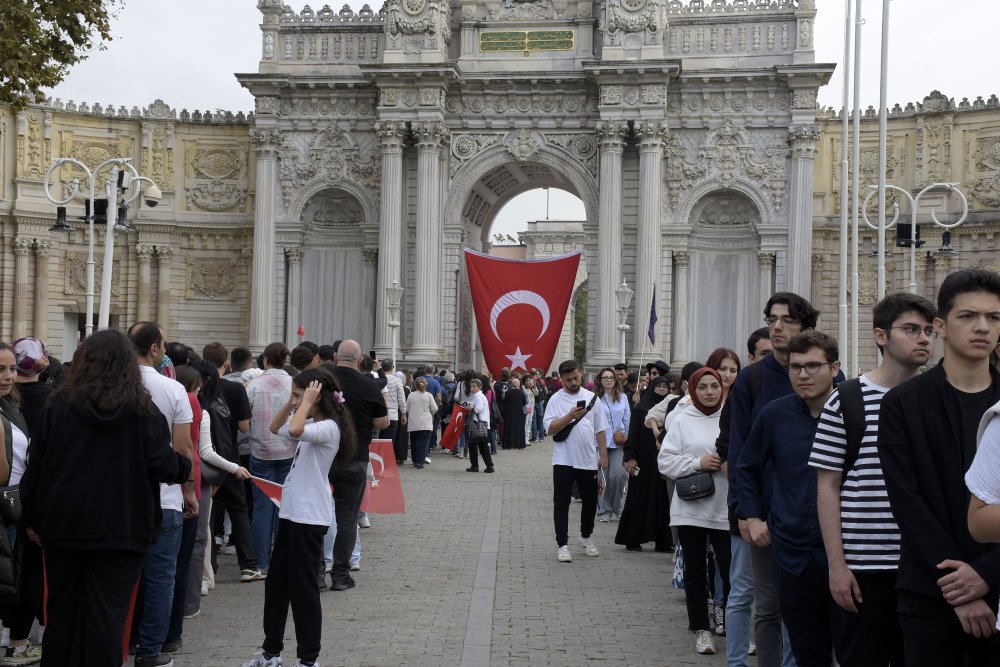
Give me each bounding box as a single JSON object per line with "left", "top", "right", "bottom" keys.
{"left": 505, "top": 346, "right": 532, "bottom": 371}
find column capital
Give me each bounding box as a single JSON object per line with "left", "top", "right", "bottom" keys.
{"left": 156, "top": 246, "right": 174, "bottom": 262}
{"left": 758, "top": 250, "right": 776, "bottom": 264}
{"left": 285, "top": 246, "right": 304, "bottom": 264}
{"left": 249, "top": 127, "right": 282, "bottom": 156}
{"left": 788, "top": 124, "right": 821, "bottom": 159}
{"left": 375, "top": 121, "right": 406, "bottom": 150}
{"left": 673, "top": 251, "right": 690, "bottom": 268}
{"left": 136, "top": 244, "right": 155, "bottom": 261}
{"left": 12, "top": 237, "right": 33, "bottom": 256}
{"left": 635, "top": 120, "right": 670, "bottom": 152}
{"left": 595, "top": 120, "right": 628, "bottom": 152}
{"left": 412, "top": 121, "right": 449, "bottom": 151}
{"left": 811, "top": 252, "right": 826, "bottom": 265}
{"left": 362, "top": 248, "right": 379, "bottom": 265}
{"left": 33, "top": 239, "right": 51, "bottom": 256}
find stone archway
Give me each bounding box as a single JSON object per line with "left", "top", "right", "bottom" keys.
{"left": 293, "top": 188, "right": 376, "bottom": 344}
{"left": 679, "top": 190, "right": 763, "bottom": 363}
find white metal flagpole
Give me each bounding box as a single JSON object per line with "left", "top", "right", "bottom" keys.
{"left": 876, "top": 0, "right": 891, "bottom": 303}
{"left": 850, "top": 0, "right": 863, "bottom": 378}
{"left": 838, "top": 0, "right": 852, "bottom": 367}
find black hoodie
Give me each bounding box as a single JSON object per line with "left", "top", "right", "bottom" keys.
{"left": 20, "top": 393, "right": 190, "bottom": 553}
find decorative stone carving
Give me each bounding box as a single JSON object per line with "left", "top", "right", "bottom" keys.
{"left": 506, "top": 130, "right": 540, "bottom": 161}
{"left": 249, "top": 128, "right": 283, "bottom": 155}
{"left": 971, "top": 135, "right": 1000, "bottom": 207}
{"left": 186, "top": 255, "right": 239, "bottom": 299}
{"left": 384, "top": 0, "right": 450, "bottom": 57}
{"left": 192, "top": 149, "right": 242, "bottom": 180}
{"left": 448, "top": 134, "right": 501, "bottom": 177}
{"left": 500, "top": 0, "right": 554, "bottom": 20}
{"left": 64, "top": 251, "right": 121, "bottom": 296}
{"left": 601, "top": 0, "right": 666, "bottom": 50}
{"left": 788, "top": 124, "right": 820, "bottom": 159}
{"left": 696, "top": 196, "right": 755, "bottom": 227}
{"left": 141, "top": 121, "right": 175, "bottom": 185}
{"left": 673, "top": 251, "right": 690, "bottom": 269}
{"left": 277, "top": 126, "right": 361, "bottom": 207}
{"left": 187, "top": 180, "right": 247, "bottom": 211}
{"left": 547, "top": 133, "right": 599, "bottom": 177}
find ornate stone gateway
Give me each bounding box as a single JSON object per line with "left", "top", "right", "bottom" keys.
{"left": 239, "top": 0, "right": 832, "bottom": 367}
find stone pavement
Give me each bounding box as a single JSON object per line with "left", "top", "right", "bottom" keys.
{"left": 175, "top": 441, "right": 748, "bottom": 666}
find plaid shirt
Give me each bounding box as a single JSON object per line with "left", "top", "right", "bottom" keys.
{"left": 246, "top": 368, "right": 296, "bottom": 460}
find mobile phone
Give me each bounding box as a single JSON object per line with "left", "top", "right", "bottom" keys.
{"left": 576, "top": 400, "right": 586, "bottom": 409}
{"left": 369, "top": 350, "right": 377, "bottom": 360}
{"left": 630, "top": 466, "right": 640, "bottom": 477}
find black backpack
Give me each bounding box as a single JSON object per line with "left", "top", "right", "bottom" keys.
{"left": 831, "top": 378, "right": 867, "bottom": 488}
{"left": 203, "top": 387, "right": 237, "bottom": 464}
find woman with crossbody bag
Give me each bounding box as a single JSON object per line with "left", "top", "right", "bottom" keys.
{"left": 595, "top": 368, "right": 630, "bottom": 521}
{"left": 464, "top": 379, "right": 493, "bottom": 473}
{"left": 656, "top": 367, "right": 730, "bottom": 657}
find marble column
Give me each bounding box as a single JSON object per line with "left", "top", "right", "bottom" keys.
{"left": 136, "top": 244, "right": 154, "bottom": 322}
{"left": 248, "top": 128, "right": 282, "bottom": 351}
{"left": 635, "top": 122, "right": 668, "bottom": 357}
{"left": 284, "top": 247, "right": 303, "bottom": 344}
{"left": 412, "top": 121, "right": 447, "bottom": 357}
{"left": 156, "top": 246, "right": 173, "bottom": 335}
{"left": 595, "top": 120, "right": 626, "bottom": 361}
{"left": 32, "top": 240, "right": 50, "bottom": 341}
{"left": 787, "top": 124, "right": 821, "bottom": 296}
{"left": 758, "top": 250, "right": 776, "bottom": 308}
{"left": 672, "top": 251, "right": 690, "bottom": 364}
{"left": 374, "top": 121, "right": 405, "bottom": 354}
{"left": 12, "top": 237, "right": 33, "bottom": 340}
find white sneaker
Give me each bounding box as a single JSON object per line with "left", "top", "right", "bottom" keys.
{"left": 357, "top": 514, "right": 371, "bottom": 529}
{"left": 200, "top": 584, "right": 208, "bottom": 597}
{"left": 578, "top": 536, "right": 599, "bottom": 557}
{"left": 695, "top": 630, "right": 716, "bottom": 655}
{"left": 350, "top": 561, "right": 361, "bottom": 571}
{"left": 597, "top": 515, "right": 611, "bottom": 523}
{"left": 241, "top": 651, "right": 282, "bottom": 667}
{"left": 712, "top": 606, "right": 725, "bottom": 636}
{"left": 748, "top": 640, "right": 757, "bottom": 656}
{"left": 424, "top": 457, "right": 432, "bottom": 464}
{"left": 557, "top": 545, "right": 572, "bottom": 562}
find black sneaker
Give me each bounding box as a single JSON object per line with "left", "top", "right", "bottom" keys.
{"left": 161, "top": 639, "right": 183, "bottom": 653}
{"left": 484, "top": 467, "right": 495, "bottom": 473}
{"left": 465, "top": 466, "right": 479, "bottom": 472}
{"left": 330, "top": 576, "right": 355, "bottom": 592}
{"left": 134, "top": 654, "right": 174, "bottom": 667}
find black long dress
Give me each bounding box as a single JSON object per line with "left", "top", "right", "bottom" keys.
{"left": 615, "top": 389, "right": 673, "bottom": 550}
{"left": 499, "top": 385, "right": 527, "bottom": 450}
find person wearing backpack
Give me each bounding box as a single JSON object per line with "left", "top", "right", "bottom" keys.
{"left": 195, "top": 345, "right": 263, "bottom": 584}
{"left": 809, "top": 293, "right": 936, "bottom": 666}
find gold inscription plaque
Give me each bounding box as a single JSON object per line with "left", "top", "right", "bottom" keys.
{"left": 480, "top": 30, "right": 575, "bottom": 53}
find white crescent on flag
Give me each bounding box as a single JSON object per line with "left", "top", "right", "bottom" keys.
{"left": 489, "top": 290, "right": 551, "bottom": 341}
{"left": 370, "top": 452, "right": 384, "bottom": 487}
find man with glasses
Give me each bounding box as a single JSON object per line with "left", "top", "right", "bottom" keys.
{"left": 809, "top": 293, "right": 936, "bottom": 666}
{"left": 726, "top": 292, "right": 821, "bottom": 667}
{"left": 878, "top": 269, "right": 1000, "bottom": 664}
{"left": 738, "top": 331, "right": 843, "bottom": 666}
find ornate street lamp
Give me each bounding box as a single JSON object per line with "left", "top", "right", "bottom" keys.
{"left": 615, "top": 280, "right": 634, "bottom": 365}
{"left": 385, "top": 280, "right": 404, "bottom": 362}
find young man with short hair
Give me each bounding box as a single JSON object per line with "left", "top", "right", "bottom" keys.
{"left": 747, "top": 327, "right": 772, "bottom": 363}
{"left": 614, "top": 363, "right": 629, "bottom": 388}
{"left": 543, "top": 359, "right": 609, "bottom": 562}
{"left": 809, "top": 292, "right": 936, "bottom": 666}
{"left": 879, "top": 269, "right": 1000, "bottom": 664}
{"left": 738, "top": 331, "right": 843, "bottom": 666}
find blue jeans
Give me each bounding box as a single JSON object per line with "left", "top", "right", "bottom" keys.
{"left": 137, "top": 509, "right": 183, "bottom": 657}
{"left": 597, "top": 448, "right": 626, "bottom": 518}
{"left": 726, "top": 536, "right": 755, "bottom": 667}
{"left": 250, "top": 456, "right": 294, "bottom": 573}
{"left": 410, "top": 430, "right": 431, "bottom": 465}
{"left": 531, "top": 403, "right": 545, "bottom": 439}
{"left": 324, "top": 497, "right": 361, "bottom": 568}
{"left": 489, "top": 429, "right": 497, "bottom": 455}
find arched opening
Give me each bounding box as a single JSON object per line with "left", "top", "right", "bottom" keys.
{"left": 296, "top": 187, "right": 375, "bottom": 344}
{"left": 682, "top": 191, "right": 763, "bottom": 363}
{"left": 490, "top": 188, "right": 586, "bottom": 249}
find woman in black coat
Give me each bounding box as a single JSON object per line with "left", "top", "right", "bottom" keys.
{"left": 20, "top": 330, "right": 191, "bottom": 667}
{"left": 615, "top": 375, "right": 674, "bottom": 552}
{"left": 499, "top": 377, "right": 527, "bottom": 450}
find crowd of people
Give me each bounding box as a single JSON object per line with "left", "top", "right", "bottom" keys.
{"left": 0, "top": 269, "right": 999, "bottom": 666}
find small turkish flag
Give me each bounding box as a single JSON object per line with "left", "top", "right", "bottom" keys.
{"left": 361, "top": 440, "right": 405, "bottom": 514}
{"left": 440, "top": 405, "right": 470, "bottom": 452}
{"left": 297, "top": 325, "right": 305, "bottom": 337}
{"left": 465, "top": 249, "right": 581, "bottom": 377}
{"left": 251, "top": 475, "right": 284, "bottom": 507}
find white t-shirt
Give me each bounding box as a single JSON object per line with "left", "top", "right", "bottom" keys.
{"left": 140, "top": 365, "right": 193, "bottom": 512}
{"left": 544, "top": 388, "right": 607, "bottom": 470}
{"left": 278, "top": 419, "right": 340, "bottom": 526}
{"left": 8, "top": 423, "right": 29, "bottom": 486}
{"left": 966, "top": 415, "right": 1000, "bottom": 631}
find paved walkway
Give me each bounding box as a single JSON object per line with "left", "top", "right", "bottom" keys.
{"left": 177, "top": 442, "right": 745, "bottom": 666}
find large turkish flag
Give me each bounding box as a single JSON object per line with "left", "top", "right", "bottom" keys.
{"left": 464, "top": 249, "right": 581, "bottom": 377}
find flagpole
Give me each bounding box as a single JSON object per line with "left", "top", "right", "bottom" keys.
{"left": 635, "top": 282, "right": 655, "bottom": 382}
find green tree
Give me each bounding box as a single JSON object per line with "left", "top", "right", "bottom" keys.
{"left": 573, "top": 284, "right": 587, "bottom": 365}
{"left": 0, "top": 1, "right": 122, "bottom": 109}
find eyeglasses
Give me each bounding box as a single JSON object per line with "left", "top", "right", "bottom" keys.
{"left": 600, "top": 376, "right": 615, "bottom": 381}
{"left": 887, "top": 325, "right": 937, "bottom": 339}
{"left": 765, "top": 315, "right": 800, "bottom": 326}
{"left": 788, "top": 362, "right": 831, "bottom": 376}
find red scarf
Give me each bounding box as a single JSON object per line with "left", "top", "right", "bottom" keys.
{"left": 688, "top": 367, "right": 723, "bottom": 416}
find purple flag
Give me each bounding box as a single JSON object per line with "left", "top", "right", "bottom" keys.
{"left": 647, "top": 285, "right": 657, "bottom": 345}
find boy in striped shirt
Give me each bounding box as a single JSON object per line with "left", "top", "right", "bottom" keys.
{"left": 809, "top": 293, "right": 936, "bottom": 666}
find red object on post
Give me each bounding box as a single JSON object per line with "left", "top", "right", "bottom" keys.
{"left": 297, "top": 325, "right": 305, "bottom": 337}
{"left": 464, "top": 249, "right": 581, "bottom": 376}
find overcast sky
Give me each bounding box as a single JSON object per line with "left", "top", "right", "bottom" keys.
{"left": 48, "top": 0, "right": 996, "bottom": 238}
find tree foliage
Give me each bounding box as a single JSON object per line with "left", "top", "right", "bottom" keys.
{"left": 0, "top": 1, "right": 122, "bottom": 109}
{"left": 573, "top": 284, "right": 588, "bottom": 366}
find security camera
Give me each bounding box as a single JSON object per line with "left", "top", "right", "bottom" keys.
{"left": 144, "top": 184, "right": 162, "bottom": 207}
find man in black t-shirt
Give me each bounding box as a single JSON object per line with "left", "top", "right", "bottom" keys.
{"left": 323, "top": 340, "right": 388, "bottom": 591}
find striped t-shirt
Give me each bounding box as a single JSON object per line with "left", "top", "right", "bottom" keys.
{"left": 808, "top": 376, "right": 900, "bottom": 571}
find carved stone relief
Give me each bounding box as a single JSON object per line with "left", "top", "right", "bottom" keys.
{"left": 186, "top": 145, "right": 247, "bottom": 212}
{"left": 64, "top": 251, "right": 121, "bottom": 296}
{"left": 971, "top": 135, "right": 1000, "bottom": 207}
{"left": 384, "top": 0, "right": 450, "bottom": 54}
{"left": 186, "top": 256, "right": 240, "bottom": 299}
{"left": 16, "top": 110, "right": 52, "bottom": 181}
{"left": 601, "top": 0, "right": 665, "bottom": 50}
{"left": 449, "top": 134, "right": 501, "bottom": 177}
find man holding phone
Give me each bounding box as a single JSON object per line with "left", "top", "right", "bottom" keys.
{"left": 544, "top": 359, "right": 609, "bottom": 563}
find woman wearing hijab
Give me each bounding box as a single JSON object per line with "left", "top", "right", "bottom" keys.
{"left": 614, "top": 375, "right": 673, "bottom": 553}
{"left": 499, "top": 377, "right": 527, "bottom": 451}
{"left": 656, "top": 367, "right": 730, "bottom": 657}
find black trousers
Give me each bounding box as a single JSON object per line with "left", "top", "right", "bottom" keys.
{"left": 262, "top": 519, "right": 327, "bottom": 664}
{"left": 1, "top": 534, "right": 43, "bottom": 640}
{"left": 165, "top": 514, "right": 198, "bottom": 644}
{"left": 381, "top": 421, "right": 402, "bottom": 460}
{"left": 836, "top": 570, "right": 904, "bottom": 667}
{"left": 329, "top": 460, "right": 367, "bottom": 582}
{"left": 42, "top": 547, "right": 144, "bottom": 667}
{"left": 778, "top": 558, "right": 842, "bottom": 667}
{"left": 210, "top": 472, "right": 258, "bottom": 571}
{"left": 900, "top": 608, "right": 1000, "bottom": 667}
{"left": 676, "top": 526, "right": 731, "bottom": 631}
{"left": 468, "top": 440, "right": 494, "bottom": 469}
{"left": 553, "top": 465, "right": 598, "bottom": 547}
